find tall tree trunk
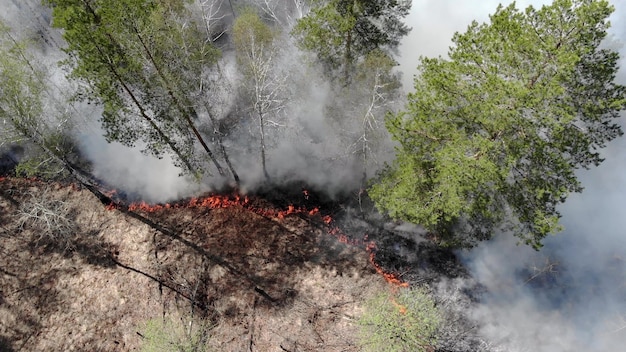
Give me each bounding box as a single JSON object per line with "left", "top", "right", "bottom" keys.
{"left": 131, "top": 25, "right": 226, "bottom": 177}
{"left": 258, "top": 111, "right": 269, "bottom": 180}
{"left": 344, "top": 29, "right": 353, "bottom": 85}
{"left": 203, "top": 103, "right": 240, "bottom": 185}
{"left": 94, "top": 44, "right": 197, "bottom": 176}
{"left": 80, "top": 0, "right": 197, "bottom": 175}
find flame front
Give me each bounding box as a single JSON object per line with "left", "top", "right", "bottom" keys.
{"left": 108, "top": 189, "right": 411, "bottom": 313}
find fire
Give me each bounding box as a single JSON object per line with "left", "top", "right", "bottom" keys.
{"left": 320, "top": 214, "right": 411, "bottom": 315}
{"left": 365, "top": 242, "right": 409, "bottom": 288}
{"left": 391, "top": 296, "right": 408, "bottom": 315}
{"left": 117, "top": 193, "right": 320, "bottom": 223}
{"left": 364, "top": 240, "right": 410, "bottom": 315}
{"left": 104, "top": 188, "right": 411, "bottom": 313}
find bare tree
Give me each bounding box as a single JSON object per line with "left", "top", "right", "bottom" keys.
{"left": 233, "top": 9, "right": 287, "bottom": 179}
{"left": 351, "top": 50, "right": 402, "bottom": 182}
{"left": 249, "top": 0, "right": 312, "bottom": 28}
{"left": 194, "top": 0, "right": 230, "bottom": 43}
{"left": 325, "top": 49, "right": 401, "bottom": 195}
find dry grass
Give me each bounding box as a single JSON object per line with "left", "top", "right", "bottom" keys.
{"left": 0, "top": 178, "right": 387, "bottom": 351}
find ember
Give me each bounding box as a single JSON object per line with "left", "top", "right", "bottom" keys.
{"left": 319, "top": 213, "right": 410, "bottom": 315}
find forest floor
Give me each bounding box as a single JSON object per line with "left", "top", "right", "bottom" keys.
{"left": 0, "top": 177, "right": 393, "bottom": 351}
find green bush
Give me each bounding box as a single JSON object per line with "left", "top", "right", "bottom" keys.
{"left": 358, "top": 287, "right": 440, "bottom": 352}
{"left": 140, "top": 315, "right": 212, "bottom": 352}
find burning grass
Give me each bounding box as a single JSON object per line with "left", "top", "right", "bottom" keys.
{"left": 113, "top": 189, "right": 413, "bottom": 302}
{"left": 0, "top": 177, "right": 398, "bottom": 351}
{"left": 109, "top": 186, "right": 415, "bottom": 316}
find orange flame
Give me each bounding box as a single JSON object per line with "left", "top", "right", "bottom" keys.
{"left": 391, "top": 296, "right": 408, "bottom": 315}
{"left": 104, "top": 189, "right": 411, "bottom": 313}
{"left": 365, "top": 243, "right": 409, "bottom": 288}
{"left": 320, "top": 214, "right": 410, "bottom": 316}
{"left": 364, "top": 240, "right": 409, "bottom": 315}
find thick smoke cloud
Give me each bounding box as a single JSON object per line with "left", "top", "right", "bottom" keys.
{"left": 398, "top": 1, "right": 626, "bottom": 351}
{"left": 78, "top": 127, "right": 208, "bottom": 202}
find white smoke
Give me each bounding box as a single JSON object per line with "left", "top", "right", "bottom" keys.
{"left": 0, "top": 0, "right": 377, "bottom": 200}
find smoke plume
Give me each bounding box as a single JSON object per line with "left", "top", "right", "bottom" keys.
{"left": 0, "top": 0, "right": 401, "bottom": 201}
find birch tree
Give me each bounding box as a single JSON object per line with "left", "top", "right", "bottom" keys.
{"left": 349, "top": 50, "right": 401, "bottom": 183}
{"left": 233, "top": 9, "right": 286, "bottom": 179}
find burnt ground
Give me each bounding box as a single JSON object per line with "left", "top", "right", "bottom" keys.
{"left": 0, "top": 177, "right": 390, "bottom": 351}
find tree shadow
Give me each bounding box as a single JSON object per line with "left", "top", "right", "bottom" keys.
{"left": 0, "top": 182, "right": 123, "bottom": 349}
{"left": 28, "top": 229, "right": 119, "bottom": 269}
{"left": 112, "top": 196, "right": 372, "bottom": 313}
{"left": 0, "top": 335, "right": 15, "bottom": 352}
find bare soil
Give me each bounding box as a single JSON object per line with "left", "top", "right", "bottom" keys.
{"left": 0, "top": 177, "right": 387, "bottom": 351}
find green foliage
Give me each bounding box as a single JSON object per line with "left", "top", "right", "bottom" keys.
{"left": 44, "top": 0, "right": 221, "bottom": 176}
{"left": 369, "top": 0, "right": 626, "bottom": 249}
{"left": 358, "top": 288, "right": 440, "bottom": 352}
{"left": 14, "top": 149, "right": 65, "bottom": 178}
{"left": 232, "top": 8, "right": 276, "bottom": 78}
{"left": 140, "top": 316, "right": 213, "bottom": 352}
{"left": 0, "top": 21, "right": 73, "bottom": 179}
{"left": 292, "top": 0, "right": 411, "bottom": 81}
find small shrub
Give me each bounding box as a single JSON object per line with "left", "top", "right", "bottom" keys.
{"left": 140, "top": 315, "right": 212, "bottom": 352}
{"left": 358, "top": 287, "right": 440, "bottom": 352}
{"left": 16, "top": 188, "right": 76, "bottom": 249}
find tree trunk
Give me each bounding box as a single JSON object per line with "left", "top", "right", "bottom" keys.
{"left": 95, "top": 44, "right": 197, "bottom": 176}
{"left": 203, "top": 103, "right": 240, "bottom": 185}
{"left": 258, "top": 111, "right": 269, "bottom": 180}
{"left": 131, "top": 25, "right": 226, "bottom": 177}
{"left": 344, "top": 29, "right": 353, "bottom": 85}
{"left": 80, "top": 0, "right": 197, "bottom": 175}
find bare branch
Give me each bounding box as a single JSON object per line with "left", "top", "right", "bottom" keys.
{"left": 16, "top": 187, "right": 76, "bottom": 250}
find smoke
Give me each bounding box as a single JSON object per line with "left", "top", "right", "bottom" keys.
{"left": 78, "top": 127, "right": 209, "bottom": 202}
{"left": 0, "top": 0, "right": 388, "bottom": 201}
{"left": 1, "top": 0, "right": 409, "bottom": 201}
{"left": 3, "top": 1, "right": 626, "bottom": 349}
{"left": 0, "top": 0, "right": 201, "bottom": 202}
{"left": 397, "top": 1, "right": 626, "bottom": 351}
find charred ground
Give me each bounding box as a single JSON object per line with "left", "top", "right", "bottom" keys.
{"left": 0, "top": 176, "right": 471, "bottom": 351}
